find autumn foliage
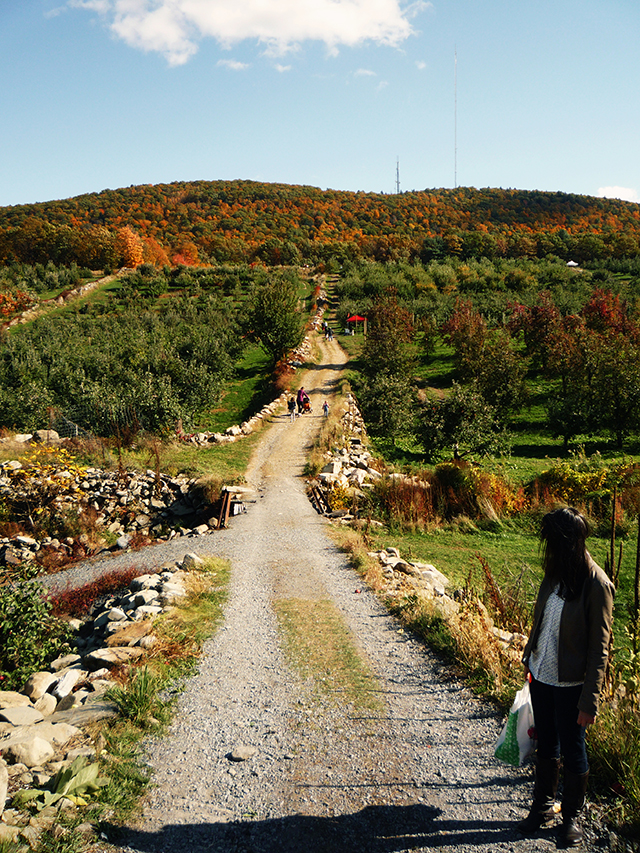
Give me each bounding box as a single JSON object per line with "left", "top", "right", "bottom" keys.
{"left": 2, "top": 180, "right": 640, "bottom": 268}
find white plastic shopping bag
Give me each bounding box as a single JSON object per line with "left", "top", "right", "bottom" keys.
{"left": 494, "top": 680, "right": 536, "bottom": 766}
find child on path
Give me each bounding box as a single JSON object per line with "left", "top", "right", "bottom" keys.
{"left": 288, "top": 397, "right": 296, "bottom": 423}
{"left": 322, "top": 400, "right": 329, "bottom": 418}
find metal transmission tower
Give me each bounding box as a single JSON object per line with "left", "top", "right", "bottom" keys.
{"left": 454, "top": 49, "right": 458, "bottom": 188}
{"left": 396, "top": 157, "right": 400, "bottom": 194}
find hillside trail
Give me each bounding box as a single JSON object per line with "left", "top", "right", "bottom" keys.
{"left": 99, "top": 337, "right": 562, "bottom": 853}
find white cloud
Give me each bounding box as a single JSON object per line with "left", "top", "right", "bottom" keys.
{"left": 355, "top": 68, "right": 376, "bottom": 77}
{"left": 217, "top": 58, "right": 249, "bottom": 70}
{"left": 70, "top": 0, "right": 110, "bottom": 12}
{"left": 274, "top": 63, "right": 291, "bottom": 72}
{"left": 415, "top": 59, "right": 426, "bottom": 70}
{"left": 598, "top": 186, "right": 639, "bottom": 203}
{"left": 45, "top": 5, "right": 68, "bottom": 18}
{"left": 69, "top": 0, "right": 427, "bottom": 66}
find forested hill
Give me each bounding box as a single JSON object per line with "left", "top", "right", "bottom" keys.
{"left": 2, "top": 180, "right": 640, "bottom": 268}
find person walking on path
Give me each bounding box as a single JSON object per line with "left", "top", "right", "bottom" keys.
{"left": 322, "top": 400, "right": 329, "bottom": 418}
{"left": 287, "top": 396, "right": 296, "bottom": 423}
{"left": 518, "top": 506, "right": 614, "bottom": 847}
{"left": 296, "top": 386, "right": 305, "bottom": 414}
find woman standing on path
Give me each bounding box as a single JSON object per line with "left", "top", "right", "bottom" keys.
{"left": 518, "top": 507, "right": 614, "bottom": 847}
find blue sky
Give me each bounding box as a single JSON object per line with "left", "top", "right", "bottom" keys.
{"left": 1, "top": 0, "right": 639, "bottom": 207}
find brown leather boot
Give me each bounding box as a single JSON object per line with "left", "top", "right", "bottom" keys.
{"left": 560, "top": 769, "right": 589, "bottom": 847}
{"left": 517, "top": 757, "right": 560, "bottom": 834}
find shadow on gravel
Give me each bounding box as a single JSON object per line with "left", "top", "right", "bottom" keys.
{"left": 115, "top": 802, "right": 537, "bottom": 852}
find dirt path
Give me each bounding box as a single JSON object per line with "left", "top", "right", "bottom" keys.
{"left": 99, "top": 338, "right": 563, "bottom": 853}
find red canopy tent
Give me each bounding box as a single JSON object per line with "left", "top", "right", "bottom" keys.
{"left": 346, "top": 314, "right": 367, "bottom": 334}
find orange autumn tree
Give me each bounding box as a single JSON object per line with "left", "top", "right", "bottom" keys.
{"left": 115, "top": 226, "right": 144, "bottom": 268}
{"left": 0, "top": 290, "right": 33, "bottom": 319}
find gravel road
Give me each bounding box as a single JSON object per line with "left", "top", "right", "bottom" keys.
{"left": 80, "top": 340, "right": 610, "bottom": 853}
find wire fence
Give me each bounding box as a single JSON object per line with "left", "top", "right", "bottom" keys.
{"left": 48, "top": 410, "right": 94, "bottom": 440}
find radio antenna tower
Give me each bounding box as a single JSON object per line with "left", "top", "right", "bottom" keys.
{"left": 396, "top": 157, "right": 400, "bottom": 194}
{"left": 454, "top": 48, "right": 458, "bottom": 188}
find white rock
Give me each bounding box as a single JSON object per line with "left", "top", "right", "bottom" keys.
{"left": 52, "top": 669, "right": 86, "bottom": 699}
{"left": 321, "top": 460, "right": 342, "bottom": 475}
{"left": 84, "top": 647, "right": 145, "bottom": 669}
{"left": 0, "top": 706, "right": 43, "bottom": 726}
{"left": 347, "top": 469, "right": 367, "bottom": 486}
{"left": 414, "top": 563, "right": 450, "bottom": 588}
{"left": 105, "top": 607, "right": 128, "bottom": 622}
{"left": 133, "top": 589, "right": 160, "bottom": 607}
{"left": 0, "top": 691, "right": 32, "bottom": 710}
{"left": 50, "top": 654, "right": 82, "bottom": 672}
{"left": 33, "top": 429, "right": 60, "bottom": 443}
{"left": 160, "top": 581, "right": 185, "bottom": 595}
{"left": 34, "top": 694, "right": 57, "bottom": 717}
{"left": 57, "top": 691, "right": 89, "bottom": 711}
{"left": 182, "top": 552, "right": 204, "bottom": 570}
{"left": 87, "top": 668, "right": 111, "bottom": 681}
{"left": 132, "top": 605, "right": 163, "bottom": 619}
{"left": 103, "top": 620, "right": 131, "bottom": 637}
{"left": 130, "top": 574, "right": 161, "bottom": 591}
{"left": 0, "top": 758, "right": 7, "bottom": 814}
{"left": 2, "top": 736, "right": 54, "bottom": 768}
{"left": 229, "top": 745, "right": 257, "bottom": 761}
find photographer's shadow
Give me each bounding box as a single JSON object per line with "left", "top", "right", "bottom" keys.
{"left": 116, "top": 802, "right": 532, "bottom": 852}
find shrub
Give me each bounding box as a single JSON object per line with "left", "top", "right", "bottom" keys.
{"left": 106, "top": 666, "right": 170, "bottom": 727}
{"left": 0, "top": 571, "right": 72, "bottom": 690}
{"left": 50, "top": 565, "right": 142, "bottom": 617}
{"left": 370, "top": 462, "right": 524, "bottom": 526}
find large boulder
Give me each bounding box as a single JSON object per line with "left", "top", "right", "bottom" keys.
{"left": 0, "top": 706, "right": 44, "bottom": 727}
{"left": 2, "top": 736, "right": 54, "bottom": 768}
{"left": 22, "top": 672, "right": 57, "bottom": 701}
{"left": 1, "top": 721, "right": 81, "bottom": 749}
{"left": 50, "top": 654, "right": 82, "bottom": 672}
{"left": 83, "top": 647, "right": 145, "bottom": 670}
{"left": 105, "top": 621, "right": 153, "bottom": 648}
{"left": 33, "top": 429, "right": 60, "bottom": 444}
{"left": 0, "top": 758, "right": 7, "bottom": 816}
{"left": 52, "top": 669, "right": 87, "bottom": 700}
{"left": 34, "top": 694, "right": 58, "bottom": 717}
{"left": 182, "top": 552, "right": 204, "bottom": 570}
{"left": 0, "top": 692, "right": 31, "bottom": 710}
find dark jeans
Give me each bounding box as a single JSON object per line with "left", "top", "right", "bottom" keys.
{"left": 530, "top": 677, "right": 588, "bottom": 775}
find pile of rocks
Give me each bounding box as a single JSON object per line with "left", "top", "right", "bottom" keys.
{"left": 0, "top": 552, "right": 206, "bottom": 834}
{"left": 317, "top": 438, "right": 380, "bottom": 487}
{"left": 368, "top": 546, "right": 526, "bottom": 658}
{"left": 368, "top": 546, "right": 458, "bottom": 620}
{"left": 178, "top": 392, "right": 290, "bottom": 447}
{"left": 0, "top": 460, "right": 232, "bottom": 568}
{"left": 307, "top": 393, "right": 375, "bottom": 518}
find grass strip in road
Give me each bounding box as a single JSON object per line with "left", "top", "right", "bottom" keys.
{"left": 148, "top": 557, "right": 231, "bottom": 679}
{"left": 273, "top": 597, "right": 383, "bottom": 712}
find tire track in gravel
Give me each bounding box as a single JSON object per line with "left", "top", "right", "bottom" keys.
{"left": 91, "top": 339, "right": 565, "bottom": 853}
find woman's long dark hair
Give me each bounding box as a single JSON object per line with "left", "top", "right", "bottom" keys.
{"left": 540, "top": 507, "right": 590, "bottom": 599}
